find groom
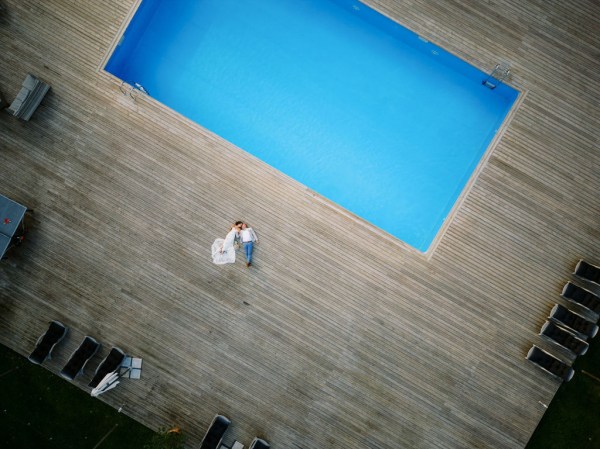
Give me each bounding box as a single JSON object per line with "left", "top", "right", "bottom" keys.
{"left": 240, "top": 223, "right": 258, "bottom": 267}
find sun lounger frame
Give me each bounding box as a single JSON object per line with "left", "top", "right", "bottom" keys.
{"left": 88, "top": 347, "right": 125, "bottom": 388}
{"left": 199, "top": 414, "right": 231, "bottom": 449}
{"left": 526, "top": 345, "right": 574, "bottom": 382}
{"left": 549, "top": 304, "right": 598, "bottom": 339}
{"left": 28, "top": 320, "right": 68, "bottom": 365}
{"left": 60, "top": 336, "right": 100, "bottom": 381}
{"left": 574, "top": 259, "right": 600, "bottom": 286}
{"left": 539, "top": 320, "right": 589, "bottom": 356}
{"left": 561, "top": 281, "right": 600, "bottom": 313}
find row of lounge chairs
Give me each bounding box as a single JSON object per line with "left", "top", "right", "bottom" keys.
{"left": 200, "top": 414, "right": 270, "bottom": 449}
{"left": 30, "top": 323, "right": 269, "bottom": 447}
{"left": 28, "top": 320, "right": 125, "bottom": 387}
{"left": 526, "top": 259, "right": 600, "bottom": 382}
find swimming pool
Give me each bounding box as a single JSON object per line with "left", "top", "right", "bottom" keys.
{"left": 106, "top": 0, "right": 518, "bottom": 251}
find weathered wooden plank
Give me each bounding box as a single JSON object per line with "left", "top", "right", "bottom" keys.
{"left": 1, "top": 0, "right": 599, "bottom": 448}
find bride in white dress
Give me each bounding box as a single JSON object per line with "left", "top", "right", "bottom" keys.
{"left": 211, "top": 223, "right": 242, "bottom": 265}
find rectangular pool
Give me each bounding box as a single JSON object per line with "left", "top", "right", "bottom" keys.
{"left": 106, "top": 0, "right": 518, "bottom": 251}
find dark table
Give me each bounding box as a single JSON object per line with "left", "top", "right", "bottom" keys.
{"left": 0, "top": 194, "right": 27, "bottom": 259}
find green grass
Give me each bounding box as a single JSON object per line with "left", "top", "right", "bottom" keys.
{"left": 526, "top": 337, "right": 600, "bottom": 449}
{"left": 0, "top": 343, "right": 155, "bottom": 449}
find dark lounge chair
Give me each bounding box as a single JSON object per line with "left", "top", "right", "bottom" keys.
{"left": 526, "top": 345, "right": 574, "bottom": 382}
{"left": 60, "top": 336, "right": 100, "bottom": 381}
{"left": 561, "top": 282, "right": 600, "bottom": 313}
{"left": 249, "top": 438, "right": 271, "bottom": 449}
{"left": 574, "top": 260, "right": 600, "bottom": 286}
{"left": 539, "top": 321, "right": 589, "bottom": 356}
{"left": 199, "top": 414, "right": 231, "bottom": 449}
{"left": 549, "top": 304, "right": 598, "bottom": 339}
{"left": 28, "top": 321, "right": 68, "bottom": 365}
{"left": 88, "top": 347, "right": 125, "bottom": 388}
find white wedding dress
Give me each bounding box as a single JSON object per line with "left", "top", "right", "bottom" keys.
{"left": 211, "top": 228, "right": 238, "bottom": 265}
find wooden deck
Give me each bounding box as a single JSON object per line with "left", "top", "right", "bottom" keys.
{"left": 1, "top": 0, "right": 599, "bottom": 448}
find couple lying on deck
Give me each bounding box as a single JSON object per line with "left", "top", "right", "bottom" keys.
{"left": 211, "top": 221, "right": 258, "bottom": 267}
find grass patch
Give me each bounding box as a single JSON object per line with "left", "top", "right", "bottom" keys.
{"left": 0, "top": 343, "right": 155, "bottom": 449}
{"left": 526, "top": 336, "right": 600, "bottom": 449}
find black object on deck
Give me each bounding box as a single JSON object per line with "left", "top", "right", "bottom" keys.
{"left": 574, "top": 260, "right": 600, "bottom": 286}
{"left": 540, "top": 320, "right": 589, "bottom": 355}
{"left": 561, "top": 282, "right": 600, "bottom": 313}
{"left": 60, "top": 336, "right": 100, "bottom": 381}
{"left": 526, "top": 345, "right": 574, "bottom": 382}
{"left": 199, "top": 414, "right": 231, "bottom": 449}
{"left": 88, "top": 347, "right": 125, "bottom": 388}
{"left": 549, "top": 304, "right": 598, "bottom": 339}
{"left": 28, "top": 320, "right": 68, "bottom": 365}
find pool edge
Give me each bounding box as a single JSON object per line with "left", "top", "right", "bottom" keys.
{"left": 97, "top": 0, "right": 143, "bottom": 74}
{"left": 425, "top": 87, "right": 528, "bottom": 259}
{"left": 96, "top": 0, "right": 527, "bottom": 258}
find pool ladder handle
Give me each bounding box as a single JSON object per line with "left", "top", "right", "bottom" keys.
{"left": 482, "top": 63, "right": 510, "bottom": 89}
{"left": 119, "top": 81, "right": 149, "bottom": 100}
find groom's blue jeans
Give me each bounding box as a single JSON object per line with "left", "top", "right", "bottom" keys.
{"left": 243, "top": 242, "right": 253, "bottom": 263}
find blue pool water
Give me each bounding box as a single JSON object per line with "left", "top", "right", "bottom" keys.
{"left": 106, "top": 0, "right": 518, "bottom": 251}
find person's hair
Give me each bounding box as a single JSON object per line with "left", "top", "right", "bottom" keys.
{"left": 234, "top": 221, "right": 243, "bottom": 227}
